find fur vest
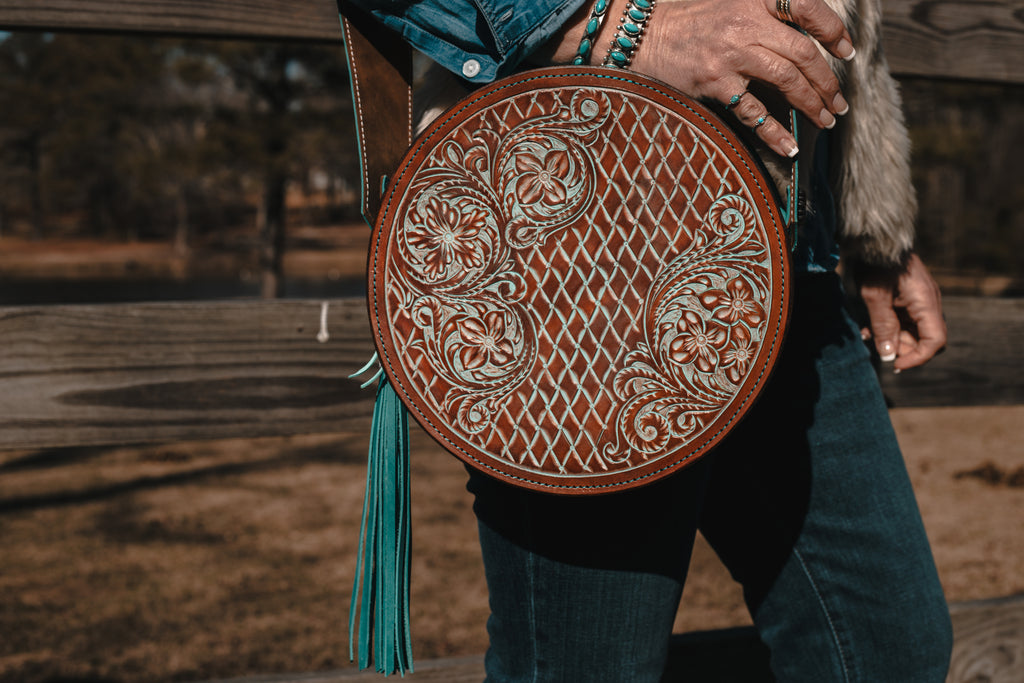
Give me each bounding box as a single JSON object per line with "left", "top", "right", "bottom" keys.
{"left": 414, "top": 0, "right": 915, "bottom": 266}
{"left": 827, "top": 0, "right": 916, "bottom": 265}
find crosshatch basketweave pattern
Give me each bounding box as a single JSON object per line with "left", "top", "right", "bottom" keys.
{"left": 370, "top": 69, "right": 789, "bottom": 493}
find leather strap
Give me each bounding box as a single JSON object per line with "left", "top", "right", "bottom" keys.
{"left": 337, "top": 2, "right": 414, "bottom": 225}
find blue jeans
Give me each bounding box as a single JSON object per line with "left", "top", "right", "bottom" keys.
{"left": 467, "top": 272, "right": 953, "bottom": 682}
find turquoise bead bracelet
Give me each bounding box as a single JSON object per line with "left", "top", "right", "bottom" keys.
{"left": 602, "top": 0, "right": 655, "bottom": 68}
{"left": 572, "top": 0, "right": 611, "bottom": 65}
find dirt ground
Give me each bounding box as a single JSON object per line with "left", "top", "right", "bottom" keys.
{"left": 0, "top": 404, "right": 1020, "bottom": 683}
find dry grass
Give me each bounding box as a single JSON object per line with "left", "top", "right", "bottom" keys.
{"left": 0, "top": 406, "right": 1021, "bottom": 683}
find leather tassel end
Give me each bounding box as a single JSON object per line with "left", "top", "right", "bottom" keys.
{"left": 349, "top": 376, "right": 413, "bottom": 676}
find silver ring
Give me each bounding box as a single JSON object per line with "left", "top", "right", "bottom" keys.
{"left": 776, "top": 0, "right": 795, "bottom": 23}
{"left": 752, "top": 115, "right": 768, "bottom": 131}
{"left": 725, "top": 91, "right": 747, "bottom": 110}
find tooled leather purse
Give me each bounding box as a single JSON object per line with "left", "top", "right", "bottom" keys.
{"left": 339, "top": 1, "right": 797, "bottom": 674}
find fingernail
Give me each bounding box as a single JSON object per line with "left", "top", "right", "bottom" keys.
{"left": 819, "top": 109, "right": 836, "bottom": 129}
{"left": 838, "top": 40, "right": 856, "bottom": 61}
{"left": 893, "top": 368, "right": 902, "bottom": 375}
{"left": 833, "top": 93, "right": 849, "bottom": 116}
{"left": 786, "top": 144, "right": 799, "bottom": 158}
{"left": 860, "top": 328, "right": 870, "bottom": 341}
{"left": 879, "top": 341, "right": 896, "bottom": 362}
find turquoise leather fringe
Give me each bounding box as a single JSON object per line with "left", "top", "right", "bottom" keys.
{"left": 349, "top": 376, "right": 413, "bottom": 676}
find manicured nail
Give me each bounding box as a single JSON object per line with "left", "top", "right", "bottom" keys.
{"left": 879, "top": 341, "right": 896, "bottom": 362}
{"left": 861, "top": 328, "right": 871, "bottom": 341}
{"left": 786, "top": 144, "right": 799, "bottom": 158}
{"left": 838, "top": 40, "right": 855, "bottom": 61}
{"left": 820, "top": 109, "right": 836, "bottom": 129}
{"left": 833, "top": 93, "right": 849, "bottom": 116}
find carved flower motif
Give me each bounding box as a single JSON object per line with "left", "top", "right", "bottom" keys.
{"left": 668, "top": 310, "right": 729, "bottom": 373}
{"left": 721, "top": 324, "right": 755, "bottom": 384}
{"left": 698, "top": 278, "right": 765, "bottom": 326}
{"left": 515, "top": 149, "right": 570, "bottom": 206}
{"left": 408, "top": 197, "right": 487, "bottom": 278}
{"left": 458, "top": 311, "right": 515, "bottom": 371}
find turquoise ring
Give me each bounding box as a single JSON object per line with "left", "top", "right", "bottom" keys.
{"left": 752, "top": 115, "right": 768, "bottom": 130}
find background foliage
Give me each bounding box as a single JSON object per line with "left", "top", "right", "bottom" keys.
{"left": 0, "top": 33, "right": 356, "bottom": 247}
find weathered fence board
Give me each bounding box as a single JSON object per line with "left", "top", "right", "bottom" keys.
{"left": 947, "top": 595, "right": 1024, "bottom": 683}
{"left": 0, "top": 299, "right": 376, "bottom": 449}
{"left": 876, "top": 296, "right": 1024, "bottom": 407}
{"left": 0, "top": 295, "right": 1019, "bottom": 450}
{"left": 196, "top": 596, "right": 1024, "bottom": 682}
{"left": 0, "top": 0, "right": 342, "bottom": 42}
{"left": 199, "top": 656, "right": 487, "bottom": 683}
{"left": 0, "top": 0, "right": 1022, "bottom": 84}
{"left": 881, "top": 0, "right": 1024, "bottom": 83}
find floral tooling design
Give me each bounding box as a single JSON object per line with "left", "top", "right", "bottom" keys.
{"left": 390, "top": 91, "right": 607, "bottom": 433}
{"left": 406, "top": 197, "right": 488, "bottom": 279}
{"left": 515, "top": 148, "right": 572, "bottom": 206}
{"left": 668, "top": 311, "right": 730, "bottom": 373}
{"left": 603, "top": 194, "right": 773, "bottom": 464}
{"left": 457, "top": 311, "right": 516, "bottom": 371}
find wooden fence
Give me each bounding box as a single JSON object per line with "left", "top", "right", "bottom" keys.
{"left": 1, "top": 1, "right": 1022, "bottom": 681}
{"left": 1, "top": 296, "right": 1021, "bottom": 452}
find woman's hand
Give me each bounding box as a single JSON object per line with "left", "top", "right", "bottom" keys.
{"left": 545, "top": 0, "right": 855, "bottom": 157}
{"left": 634, "top": 0, "right": 853, "bottom": 156}
{"left": 859, "top": 253, "right": 947, "bottom": 371}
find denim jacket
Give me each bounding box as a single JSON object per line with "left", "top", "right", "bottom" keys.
{"left": 352, "top": 0, "right": 587, "bottom": 82}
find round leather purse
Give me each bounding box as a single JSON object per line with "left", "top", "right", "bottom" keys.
{"left": 368, "top": 67, "right": 792, "bottom": 494}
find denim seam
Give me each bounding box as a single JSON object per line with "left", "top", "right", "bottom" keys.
{"left": 525, "top": 551, "right": 539, "bottom": 682}
{"left": 792, "top": 548, "right": 852, "bottom": 683}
